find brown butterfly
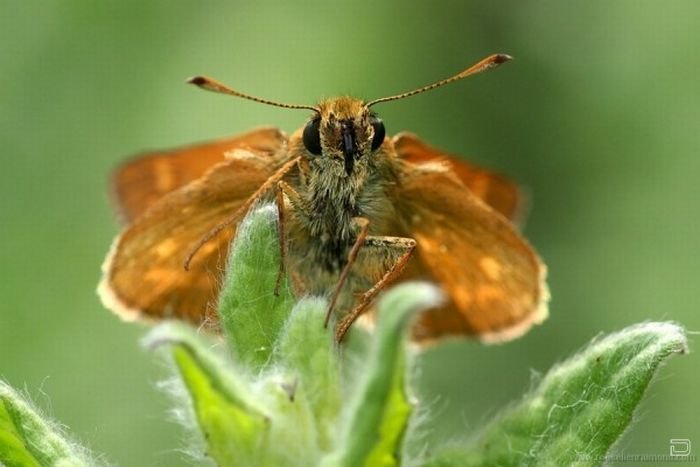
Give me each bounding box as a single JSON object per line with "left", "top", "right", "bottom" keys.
{"left": 98, "top": 54, "right": 549, "bottom": 344}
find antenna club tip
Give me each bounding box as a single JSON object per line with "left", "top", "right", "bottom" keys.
{"left": 495, "top": 54, "right": 513, "bottom": 63}
{"left": 186, "top": 76, "right": 207, "bottom": 86}
{"left": 493, "top": 54, "right": 513, "bottom": 65}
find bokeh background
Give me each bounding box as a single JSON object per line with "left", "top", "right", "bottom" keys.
{"left": 2, "top": 1, "right": 698, "bottom": 465}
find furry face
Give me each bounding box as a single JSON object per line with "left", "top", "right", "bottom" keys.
{"left": 302, "top": 97, "right": 385, "bottom": 178}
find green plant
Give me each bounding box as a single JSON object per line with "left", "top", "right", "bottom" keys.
{"left": 0, "top": 205, "right": 689, "bottom": 466}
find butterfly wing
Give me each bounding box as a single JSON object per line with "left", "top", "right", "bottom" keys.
{"left": 393, "top": 132, "right": 525, "bottom": 225}
{"left": 112, "top": 127, "right": 286, "bottom": 222}
{"left": 99, "top": 131, "right": 290, "bottom": 325}
{"left": 392, "top": 157, "right": 548, "bottom": 343}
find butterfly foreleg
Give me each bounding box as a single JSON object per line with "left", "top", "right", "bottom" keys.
{"left": 324, "top": 217, "right": 371, "bottom": 328}
{"left": 334, "top": 235, "right": 416, "bottom": 342}
{"left": 184, "top": 156, "right": 301, "bottom": 270}
{"left": 274, "top": 180, "right": 306, "bottom": 295}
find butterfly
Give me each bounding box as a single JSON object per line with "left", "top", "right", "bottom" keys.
{"left": 98, "top": 54, "right": 548, "bottom": 343}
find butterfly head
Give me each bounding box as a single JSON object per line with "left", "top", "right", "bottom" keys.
{"left": 302, "top": 98, "right": 385, "bottom": 176}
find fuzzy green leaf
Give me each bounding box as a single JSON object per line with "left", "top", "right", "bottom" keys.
{"left": 323, "top": 283, "right": 443, "bottom": 467}
{"left": 255, "top": 374, "right": 321, "bottom": 466}
{"left": 425, "top": 322, "right": 688, "bottom": 467}
{"left": 146, "top": 322, "right": 270, "bottom": 467}
{"left": 0, "top": 380, "right": 94, "bottom": 467}
{"left": 218, "top": 203, "right": 296, "bottom": 370}
{"left": 273, "top": 297, "right": 341, "bottom": 451}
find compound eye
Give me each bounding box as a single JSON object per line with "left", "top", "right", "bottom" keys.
{"left": 303, "top": 117, "right": 322, "bottom": 155}
{"left": 370, "top": 116, "right": 385, "bottom": 151}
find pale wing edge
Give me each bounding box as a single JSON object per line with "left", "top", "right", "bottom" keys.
{"left": 97, "top": 233, "right": 154, "bottom": 323}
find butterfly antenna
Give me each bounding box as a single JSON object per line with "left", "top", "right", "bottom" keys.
{"left": 366, "top": 53, "right": 512, "bottom": 108}
{"left": 187, "top": 76, "right": 320, "bottom": 112}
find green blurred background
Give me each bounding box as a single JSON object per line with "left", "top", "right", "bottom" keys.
{"left": 1, "top": 1, "right": 698, "bottom": 465}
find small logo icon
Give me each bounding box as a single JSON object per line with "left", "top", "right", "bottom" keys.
{"left": 670, "top": 439, "right": 691, "bottom": 456}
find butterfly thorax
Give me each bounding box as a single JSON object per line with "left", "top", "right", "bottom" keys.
{"left": 289, "top": 144, "right": 399, "bottom": 275}
{"left": 303, "top": 161, "right": 370, "bottom": 271}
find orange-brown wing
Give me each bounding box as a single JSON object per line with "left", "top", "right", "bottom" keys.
{"left": 112, "top": 127, "right": 286, "bottom": 223}
{"left": 392, "top": 132, "right": 525, "bottom": 225}
{"left": 393, "top": 162, "right": 548, "bottom": 343}
{"left": 98, "top": 137, "right": 290, "bottom": 325}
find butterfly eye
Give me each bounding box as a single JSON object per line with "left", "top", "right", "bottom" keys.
{"left": 370, "top": 116, "right": 385, "bottom": 151}
{"left": 303, "top": 117, "right": 322, "bottom": 155}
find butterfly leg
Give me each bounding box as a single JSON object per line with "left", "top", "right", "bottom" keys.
{"left": 335, "top": 236, "right": 416, "bottom": 342}
{"left": 324, "top": 217, "right": 370, "bottom": 327}
{"left": 184, "top": 156, "right": 301, "bottom": 270}
{"left": 274, "top": 182, "right": 288, "bottom": 296}
{"left": 274, "top": 180, "right": 307, "bottom": 295}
